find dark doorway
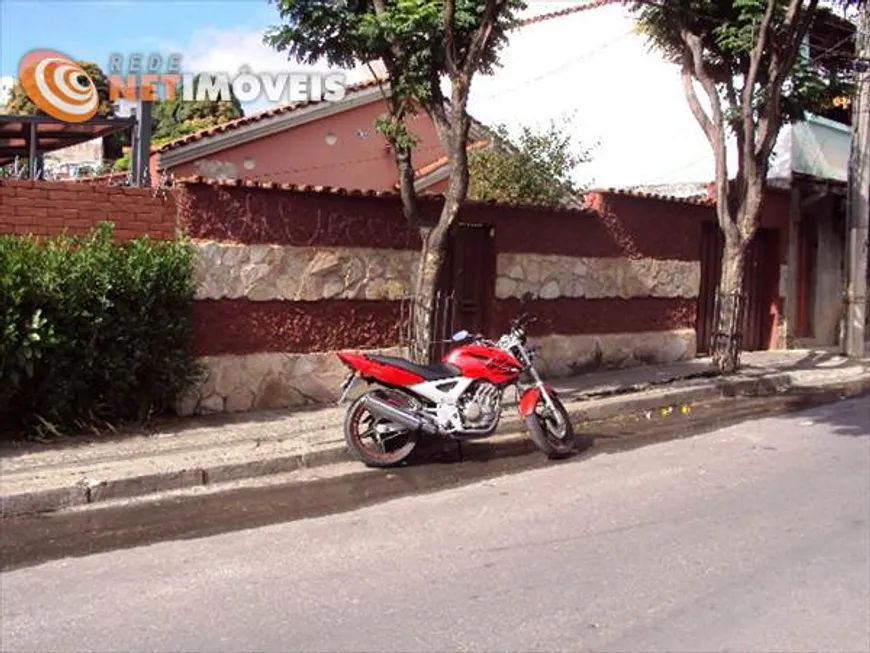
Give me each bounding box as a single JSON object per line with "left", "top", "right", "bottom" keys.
{"left": 696, "top": 223, "right": 781, "bottom": 353}
{"left": 794, "top": 215, "right": 817, "bottom": 338}
{"left": 432, "top": 223, "right": 496, "bottom": 359}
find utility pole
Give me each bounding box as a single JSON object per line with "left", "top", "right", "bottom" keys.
{"left": 844, "top": 1, "right": 870, "bottom": 357}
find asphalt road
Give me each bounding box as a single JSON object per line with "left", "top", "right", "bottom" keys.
{"left": 1, "top": 396, "right": 868, "bottom": 652}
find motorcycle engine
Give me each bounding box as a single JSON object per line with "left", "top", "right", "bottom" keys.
{"left": 458, "top": 381, "right": 502, "bottom": 429}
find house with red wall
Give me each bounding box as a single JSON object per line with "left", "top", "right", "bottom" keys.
{"left": 149, "top": 76, "right": 583, "bottom": 207}
{"left": 151, "top": 76, "right": 451, "bottom": 192}
{"left": 1, "top": 174, "right": 830, "bottom": 416}
{"left": 147, "top": 5, "right": 601, "bottom": 205}
{"left": 142, "top": 2, "right": 862, "bottom": 358}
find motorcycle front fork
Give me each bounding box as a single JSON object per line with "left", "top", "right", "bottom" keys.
{"left": 521, "top": 361, "right": 566, "bottom": 430}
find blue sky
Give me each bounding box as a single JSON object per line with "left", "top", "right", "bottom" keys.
{"left": 0, "top": 0, "right": 589, "bottom": 79}
{"left": 1, "top": 0, "right": 281, "bottom": 77}
{"left": 0, "top": 0, "right": 583, "bottom": 113}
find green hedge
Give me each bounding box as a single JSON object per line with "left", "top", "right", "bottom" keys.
{"left": 0, "top": 223, "right": 203, "bottom": 437}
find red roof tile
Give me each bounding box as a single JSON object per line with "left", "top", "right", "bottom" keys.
{"left": 156, "top": 3, "right": 618, "bottom": 158}
{"left": 591, "top": 187, "right": 716, "bottom": 206}
{"left": 515, "top": 0, "right": 622, "bottom": 27}
{"left": 174, "top": 174, "right": 595, "bottom": 213}
{"left": 155, "top": 77, "right": 387, "bottom": 154}
{"left": 410, "top": 140, "right": 489, "bottom": 180}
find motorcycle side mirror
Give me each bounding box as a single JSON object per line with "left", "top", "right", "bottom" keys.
{"left": 451, "top": 330, "right": 470, "bottom": 342}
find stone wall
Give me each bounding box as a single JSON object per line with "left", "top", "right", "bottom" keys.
{"left": 177, "top": 347, "right": 407, "bottom": 415}
{"left": 170, "top": 181, "right": 718, "bottom": 416}
{"left": 0, "top": 178, "right": 793, "bottom": 418}
{"left": 533, "top": 329, "right": 697, "bottom": 378}
{"left": 495, "top": 253, "right": 701, "bottom": 300}
{"left": 194, "top": 242, "right": 417, "bottom": 301}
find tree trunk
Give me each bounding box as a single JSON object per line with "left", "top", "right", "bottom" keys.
{"left": 408, "top": 161, "right": 466, "bottom": 363}
{"left": 712, "top": 235, "right": 748, "bottom": 374}
{"left": 408, "top": 80, "right": 472, "bottom": 364}
{"left": 410, "top": 225, "right": 449, "bottom": 363}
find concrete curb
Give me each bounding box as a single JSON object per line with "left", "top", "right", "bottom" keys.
{"left": 2, "top": 373, "right": 868, "bottom": 519}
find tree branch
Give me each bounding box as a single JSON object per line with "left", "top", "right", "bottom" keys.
{"left": 444, "top": 0, "right": 459, "bottom": 76}
{"left": 755, "top": 0, "right": 819, "bottom": 160}
{"left": 680, "top": 30, "right": 735, "bottom": 238}
{"left": 367, "top": 56, "right": 420, "bottom": 224}
{"left": 461, "top": 0, "right": 506, "bottom": 77}
{"left": 426, "top": 66, "right": 452, "bottom": 146}
{"left": 681, "top": 54, "right": 716, "bottom": 146}
{"left": 724, "top": 76, "right": 746, "bottom": 216}
{"left": 742, "top": 0, "right": 778, "bottom": 117}
{"left": 367, "top": 59, "right": 390, "bottom": 101}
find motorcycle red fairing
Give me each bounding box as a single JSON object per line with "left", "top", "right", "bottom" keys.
{"left": 335, "top": 308, "right": 577, "bottom": 467}
{"left": 336, "top": 352, "right": 426, "bottom": 387}
{"left": 337, "top": 345, "right": 555, "bottom": 417}
{"left": 517, "top": 384, "right": 561, "bottom": 417}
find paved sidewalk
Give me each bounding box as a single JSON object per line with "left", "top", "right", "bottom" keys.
{"left": 1, "top": 349, "right": 868, "bottom": 517}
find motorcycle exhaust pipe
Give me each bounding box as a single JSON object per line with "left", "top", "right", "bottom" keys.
{"left": 360, "top": 394, "right": 438, "bottom": 435}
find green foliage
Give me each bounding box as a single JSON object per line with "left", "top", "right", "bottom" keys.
{"left": 631, "top": 0, "right": 855, "bottom": 130}
{"left": 375, "top": 113, "right": 421, "bottom": 150}
{"left": 265, "top": 0, "right": 524, "bottom": 94}
{"left": 112, "top": 153, "right": 131, "bottom": 172}
{"left": 468, "top": 117, "right": 593, "bottom": 207}
{"left": 151, "top": 75, "right": 244, "bottom": 140}
{"left": 0, "top": 223, "right": 203, "bottom": 437}
{"left": 264, "top": 0, "right": 526, "bottom": 128}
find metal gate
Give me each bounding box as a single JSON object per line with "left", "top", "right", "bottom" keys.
{"left": 398, "top": 223, "right": 496, "bottom": 362}
{"left": 696, "top": 223, "right": 780, "bottom": 353}
{"left": 398, "top": 291, "right": 457, "bottom": 362}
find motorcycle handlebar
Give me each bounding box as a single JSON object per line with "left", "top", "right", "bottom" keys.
{"left": 512, "top": 312, "right": 537, "bottom": 329}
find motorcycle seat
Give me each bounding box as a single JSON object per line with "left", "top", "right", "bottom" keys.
{"left": 366, "top": 354, "right": 460, "bottom": 381}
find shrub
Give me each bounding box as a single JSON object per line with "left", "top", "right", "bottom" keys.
{"left": 0, "top": 222, "right": 203, "bottom": 437}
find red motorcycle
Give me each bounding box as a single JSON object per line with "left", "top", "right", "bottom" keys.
{"left": 335, "top": 306, "right": 576, "bottom": 467}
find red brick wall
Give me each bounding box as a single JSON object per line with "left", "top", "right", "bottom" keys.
{"left": 176, "top": 180, "right": 714, "bottom": 357}
{"left": 2, "top": 179, "right": 788, "bottom": 363}
{"left": 0, "top": 179, "right": 176, "bottom": 240}
{"left": 176, "top": 182, "right": 706, "bottom": 259}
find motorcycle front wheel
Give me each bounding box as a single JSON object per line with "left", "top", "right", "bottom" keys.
{"left": 524, "top": 395, "right": 576, "bottom": 459}
{"left": 343, "top": 389, "right": 418, "bottom": 468}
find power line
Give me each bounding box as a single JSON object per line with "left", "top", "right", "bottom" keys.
{"left": 474, "top": 30, "right": 635, "bottom": 101}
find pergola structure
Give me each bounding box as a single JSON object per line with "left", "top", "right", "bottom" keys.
{"left": 0, "top": 101, "right": 153, "bottom": 185}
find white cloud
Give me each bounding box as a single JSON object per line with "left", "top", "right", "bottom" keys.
{"left": 169, "top": 26, "right": 373, "bottom": 113}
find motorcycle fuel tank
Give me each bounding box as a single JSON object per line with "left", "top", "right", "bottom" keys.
{"left": 443, "top": 344, "right": 523, "bottom": 385}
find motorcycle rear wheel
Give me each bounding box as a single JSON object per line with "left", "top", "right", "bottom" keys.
{"left": 343, "top": 389, "right": 418, "bottom": 468}
{"left": 524, "top": 395, "right": 576, "bottom": 459}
